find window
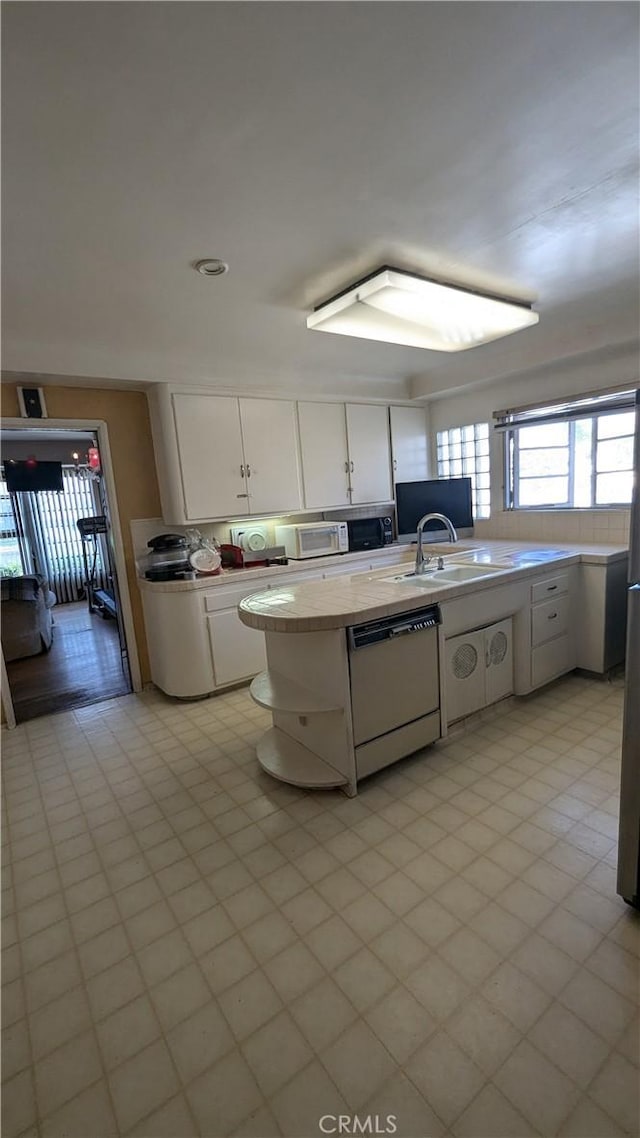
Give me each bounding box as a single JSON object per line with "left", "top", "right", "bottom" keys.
{"left": 497, "top": 389, "right": 636, "bottom": 509}
{"left": 0, "top": 469, "right": 108, "bottom": 602}
{"left": 436, "top": 422, "right": 490, "bottom": 519}
{"left": 0, "top": 481, "right": 24, "bottom": 575}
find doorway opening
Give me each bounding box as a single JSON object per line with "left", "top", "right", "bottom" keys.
{"left": 1, "top": 428, "right": 132, "bottom": 722}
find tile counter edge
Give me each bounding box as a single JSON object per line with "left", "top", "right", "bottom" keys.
{"left": 237, "top": 541, "right": 628, "bottom": 633}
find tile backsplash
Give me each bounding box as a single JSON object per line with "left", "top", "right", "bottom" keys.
{"left": 129, "top": 514, "right": 326, "bottom": 561}
{"left": 476, "top": 508, "right": 630, "bottom": 546}
{"left": 131, "top": 506, "right": 630, "bottom": 566}
{"left": 131, "top": 506, "right": 396, "bottom": 561}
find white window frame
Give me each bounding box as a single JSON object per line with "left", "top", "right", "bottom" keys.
{"left": 436, "top": 422, "right": 491, "bottom": 519}
{"left": 496, "top": 388, "right": 637, "bottom": 510}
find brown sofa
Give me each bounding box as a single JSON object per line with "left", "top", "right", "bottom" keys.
{"left": 1, "top": 576, "right": 56, "bottom": 662}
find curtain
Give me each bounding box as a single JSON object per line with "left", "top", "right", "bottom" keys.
{"left": 9, "top": 469, "right": 109, "bottom": 604}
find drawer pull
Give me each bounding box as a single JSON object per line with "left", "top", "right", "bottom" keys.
{"left": 236, "top": 493, "right": 249, "bottom": 498}
{"left": 547, "top": 585, "right": 558, "bottom": 591}
{"left": 548, "top": 612, "right": 558, "bottom": 619}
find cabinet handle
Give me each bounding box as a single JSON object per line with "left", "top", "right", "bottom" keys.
{"left": 246, "top": 463, "right": 251, "bottom": 478}
{"left": 240, "top": 464, "right": 245, "bottom": 478}
{"left": 393, "top": 458, "right": 397, "bottom": 472}
{"left": 548, "top": 612, "right": 558, "bottom": 619}
{"left": 236, "top": 493, "right": 249, "bottom": 498}
{"left": 344, "top": 461, "right": 349, "bottom": 473}
{"left": 547, "top": 585, "right": 558, "bottom": 591}
{"left": 350, "top": 461, "right": 354, "bottom": 473}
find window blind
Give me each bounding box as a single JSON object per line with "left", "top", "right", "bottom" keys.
{"left": 493, "top": 387, "right": 637, "bottom": 432}
{"left": 3, "top": 469, "right": 108, "bottom": 603}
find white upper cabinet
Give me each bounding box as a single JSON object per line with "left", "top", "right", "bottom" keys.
{"left": 151, "top": 389, "right": 301, "bottom": 522}
{"left": 240, "top": 398, "right": 302, "bottom": 515}
{"left": 345, "top": 403, "right": 392, "bottom": 504}
{"left": 150, "top": 386, "right": 421, "bottom": 522}
{"left": 297, "top": 401, "right": 350, "bottom": 509}
{"left": 390, "top": 405, "right": 429, "bottom": 483}
{"left": 173, "top": 393, "right": 248, "bottom": 520}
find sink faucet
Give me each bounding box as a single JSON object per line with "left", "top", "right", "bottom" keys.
{"left": 415, "top": 513, "right": 458, "bottom": 576}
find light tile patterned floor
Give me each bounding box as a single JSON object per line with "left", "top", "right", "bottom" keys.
{"left": 2, "top": 673, "right": 638, "bottom": 1138}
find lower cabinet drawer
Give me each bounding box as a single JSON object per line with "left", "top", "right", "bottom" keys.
{"left": 531, "top": 573, "right": 569, "bottom": 604}
{"left": 204, "top": 585, "right": 263, "bottom": 613}
{"left": 531, "top": 594, "right": 569, "bottom": 647}
{"left": 531, "top": 634, "right": 573, "bottom": 689}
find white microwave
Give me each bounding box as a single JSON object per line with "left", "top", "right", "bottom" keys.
{"left": 275, "top": 521, "right": 349, "bottom": 559}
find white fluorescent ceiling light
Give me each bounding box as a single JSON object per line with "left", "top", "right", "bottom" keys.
{"left": 306, "top": 266, "right": 539, "bottom": 352}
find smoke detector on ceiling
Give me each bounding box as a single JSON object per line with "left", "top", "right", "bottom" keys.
{"left": 194, "top": 259, "right": 229, "bottom": 277}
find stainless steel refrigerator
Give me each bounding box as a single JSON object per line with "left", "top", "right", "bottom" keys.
{"left": 617, "top": 387, "right": 640, "bottom": 908}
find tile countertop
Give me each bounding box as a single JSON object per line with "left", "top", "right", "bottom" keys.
{"left": 137, "top": 539, "right": 627, "bottom": 597}
{"left": 237, "top": 540, "right": 628, "bottom": 633}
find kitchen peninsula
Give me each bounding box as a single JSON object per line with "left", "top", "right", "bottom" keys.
{"left": 238, "top": 540, "right": 628, "bottom": 796}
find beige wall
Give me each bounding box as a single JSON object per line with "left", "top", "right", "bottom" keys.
{"left": 1, "top": 383, "right": 161, "bottom": 682}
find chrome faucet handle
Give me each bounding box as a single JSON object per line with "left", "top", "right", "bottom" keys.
{"left": 415, "top": 554, "right": 432, "bottom": 576}
{"left": 436, "top": 556, "right": 445, "bottom": 570}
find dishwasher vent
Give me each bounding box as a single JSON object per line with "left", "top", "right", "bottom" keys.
{"left": 451, "top": 641, "right": 479, "bottom": 680}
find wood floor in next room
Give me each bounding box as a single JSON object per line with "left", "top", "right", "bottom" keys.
{"left": 1, "top": 674, "right": 638, "bottom": 1137}
{"left": 6, "top": 601, "right": 130, "bottom": 723}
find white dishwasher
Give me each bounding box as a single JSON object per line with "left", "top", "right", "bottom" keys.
{"left": 348, "top": 605, "right": 442, "bottom": 780}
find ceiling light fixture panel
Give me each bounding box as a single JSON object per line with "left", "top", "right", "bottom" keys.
{"left": 306, "top": 266, "right": 539, "bottom": 351}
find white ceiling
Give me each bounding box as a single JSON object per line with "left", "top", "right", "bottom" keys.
{"left": 2, "top": 2, "right": 638, "bottom": 401}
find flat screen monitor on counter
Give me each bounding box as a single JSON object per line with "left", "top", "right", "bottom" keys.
{"left": 395, "top": 477, "right": 474, "bottom": 543}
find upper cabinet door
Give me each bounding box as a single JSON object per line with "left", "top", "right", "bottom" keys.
{"left": 240, "top": 398, "right": 302, "bottom": 515}
{"left": 346, "top": 403, "right": 392, "bottom": 504}
{"left": 298, "top": 402, "right": 350, "bottom": 509}
{"left": 173, "top": 394, "right": 248, "bottom": 520}
{"left": 390, "top": 406, "right": 430, "bottom": 484}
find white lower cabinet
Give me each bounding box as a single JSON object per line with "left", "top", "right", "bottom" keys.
{"left": 141, "top": 568, "right": 326, "bottom": 697}
{"left": 529, "top": 570, "right": 575, "bottom": 689}
{"left": 444, "top": 618, "right": 513, "bottom": 724}
{"left": 207, "top": 609, "right": 267, "bottom": 688}
{"left": 203, "top": 581, "right": 274, "bottom": 688}
{"left": 531, "top": 636, "right": 573, "bottom": 690}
